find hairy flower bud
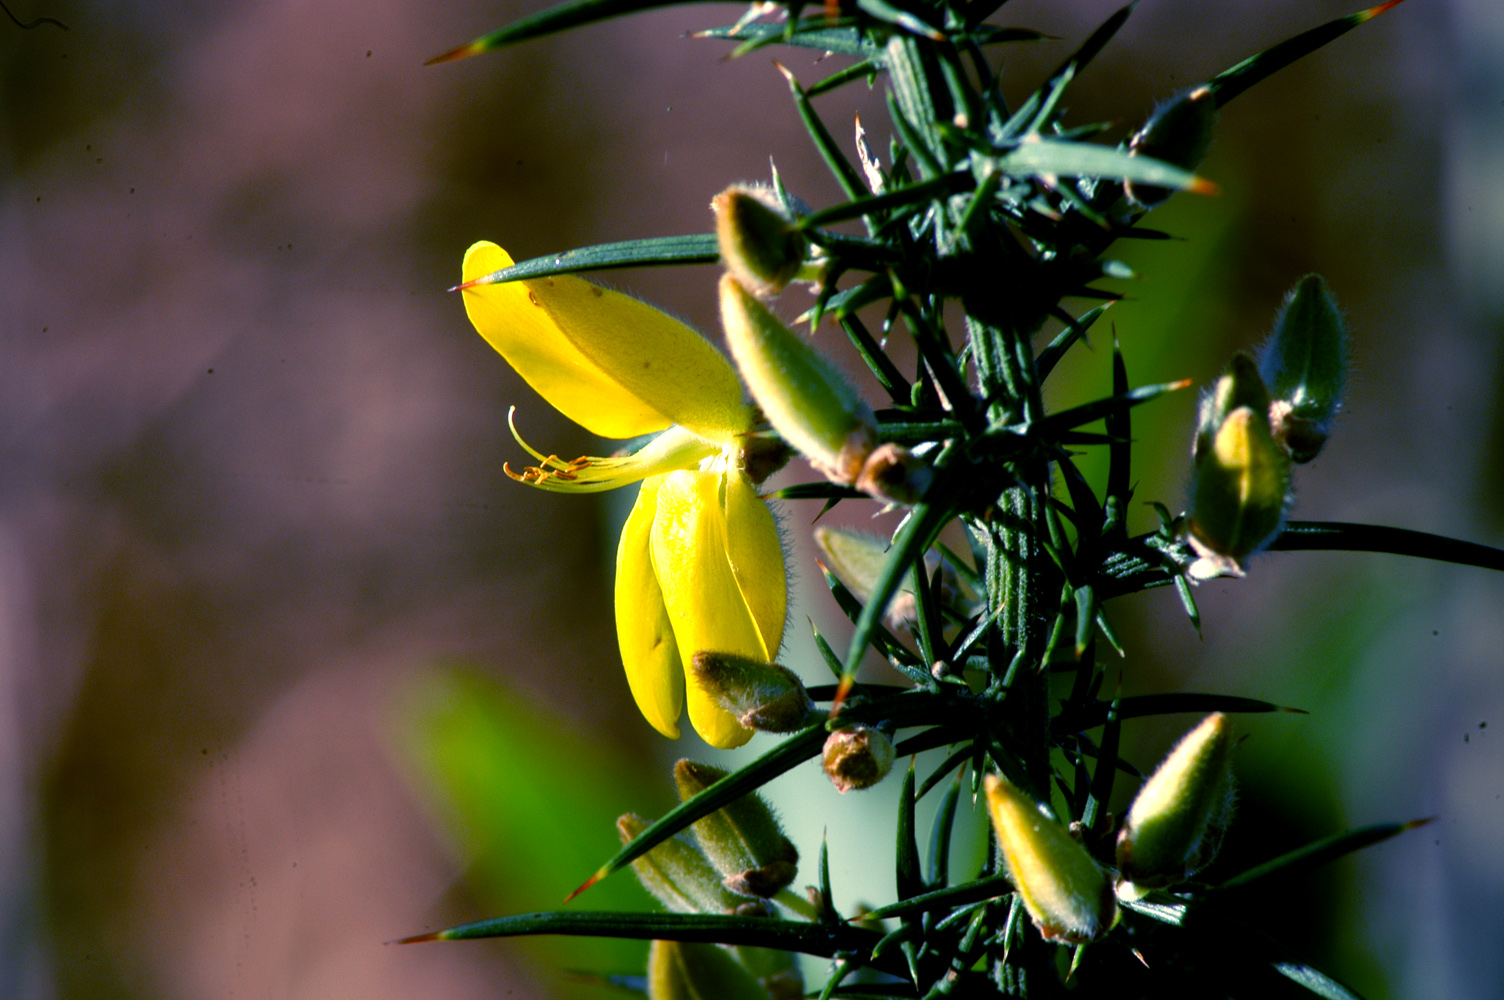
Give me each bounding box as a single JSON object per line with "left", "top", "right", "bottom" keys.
{"left": 690, "top": 652, "right": 818, "bottom": 733}
{"left": 1187, "top": 354, "right": 1291, "bottom": 576}
{"left": 1126, "top": 85, "right": 1218, "bottom": 209}
{"left": 648, "top": 939, "right": 775, "bottom": 1000}
{"left": 719, "top": 273, "right": 878, "bottom": 487}
{"left": 822, "top": 725, "right": 895, "bottom": 793}
{"left": 1258, "top": 274, "right": 1348, "bottom": 463}
{"left": 713, "top": 185, "right": 807, "bottom": 298}
{"left": 618, "top": 814, "right": 744, "bottom": 914}
{"left": 674, "top": 760, "right": 799, "bottom": 898}
{"left": 1116, "top": 714, "right": 1236, "bottom": 891}
{"left": 984, "top": 774, "right": 1116, "bottom": 945}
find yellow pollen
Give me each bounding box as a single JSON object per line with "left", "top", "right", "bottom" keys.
{"left": 504, "top": 454, "right": 594, "bottom": 485}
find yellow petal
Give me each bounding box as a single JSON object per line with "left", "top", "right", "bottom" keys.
{"left": 462, "top": 242, "right": 670, "bottom": 439}
{"left": 615, "top": 477, "right": 683, "bottom": 739}
{"left": 651, "top": 470, "right": 762, "bottom": 749}
{"left": 462, "top": 242, "right": 754, "bottom": 442}
{"left": 722, "top": 471, "right": 787, "bottom": 658}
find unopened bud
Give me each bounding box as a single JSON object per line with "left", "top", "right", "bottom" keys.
{"left": 618, "top": 814, "right": 744, "bottom": 914}
{"left": 690, "top": 651, "right": 818, "bottom": 733}
{"left": 1187, "top": 355, "right": 1290, "bottom": 576}
{"left": 674, "top": 760, "right": 799, "bottom": 898}
{"left": 719, "top": 273, "right": 878, "bottom": 487}
{"left": 647, "top": 939, "right": 773, "bottom": 1000}
{"left": 822, "top": 725, "right": 895, "bottom": 793}
{"left": 714, "top": 185, "right": 807, "bottom": 298}
{"left": 814, "top": 527, "right": 980, "bottom": 630}
{"left": 1188, "top": 407, "right": 1291, "bottom": 574}
{"left": 1116, "top": 714, "right": 1236, "bottom": 891}
{"left": 984, "top": 773, "right": 1116, "bottom": 945}
{"left": 854, "top": 442, "right": 933, "bottom": 505}
{"left": 1258, "top": 274, "right": 1347, "bottom": 462}
{"left": 1126, "top": 85, "right": 1217, "bottom": 208}
{"left": 1193, "top": 353, "right": 1271, "bottom": 464}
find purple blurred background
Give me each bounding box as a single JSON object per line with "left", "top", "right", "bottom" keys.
{"left": 2, "top": 1, "right": 1502, "bottom": 997}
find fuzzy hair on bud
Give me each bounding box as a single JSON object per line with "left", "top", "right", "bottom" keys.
{"left": 984, "top": 774, "right": 1116, "bottom": 945}
{"left": 822, "top": 725, "right": 895, "bottom": 793}
{"left": 674, "top": 760, "right": 799, "bottom": 898}
{"left": 618, "top": 814, "right": 746, "bottom": 914}
{"left": 713, "top": 185, "right": 807, "bottom": 298}
{"left": 719, "top": 273, "right": 878, "bottom": 485}
{"left": 1126, "top": 85, "right": 1218, "bottom": 208}
{"left": 1116, "top": 713, "right": 1236, "bottom": 890}
{"left": 1258, "top": 274, "right": 1348, "bottom": 463}
{"left": 690, "top": 651, "right": 818, "bottom": 733}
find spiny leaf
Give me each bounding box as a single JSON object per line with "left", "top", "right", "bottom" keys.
{"left": 1051, "top": 692, "right": 1299, "bottom": 734}
{"left": 400, "top": 909, "right": 886, "bottom": 960}
{"left": 454, "top": 234, "right": 717, "bottom": 288}
{"left": 992, "top": 138, "right": 1216, "bottom": 194}
{"left": 1218, "top": 818, "right": 1434, "bottom": 891}
{"left": 1208, "top": 0, "right": 1408, "bottom": 108}
{"left": 427, "top": 0, "right": 697, "bottom": 63}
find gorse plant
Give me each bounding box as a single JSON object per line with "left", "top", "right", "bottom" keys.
{"left": 400, "top": 0, "right": 1502, "bottom": 996}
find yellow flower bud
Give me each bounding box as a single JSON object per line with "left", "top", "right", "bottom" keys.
{"left": 719, "top": 273, "right": 877, "bottom": 487}
{"left": 984, "top": 773, "right": 1116, "bottom": 945}
{"left": 713, "top": 185, "right": 807, "bottom": 298}
{"left": 1187, "top": 354, "right": 1291, "bottom": 575}
{"left": 674, "top": 760, "right": 799, "bottom": 899}
{"left": 1116, "top": 714, "right": 1236, "bottom": 890}
{"left": 618, "top": 814, "right": 745, "bottom": 914}
{"left": 690, "top": 652, "right": 818, "bottom": 733}
{"left": 647, "top": 939, "right": 775, "bottom": 1000}
{"left": 822, "top": 725, "right": 895, "bottom": 793}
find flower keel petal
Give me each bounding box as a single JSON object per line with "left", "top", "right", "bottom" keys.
{"left": 616, "top": 477, "right": 684, "bottom": 738}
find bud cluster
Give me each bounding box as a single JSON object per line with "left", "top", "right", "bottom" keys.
{"left": 1187, "top": 275, "right": 1348, "bottom": 576}
{"left": 712, "top": 186, "right": 931, "bottom": 505}
{"left": 623, "top": 760, "right": 805, "bottom": 1000}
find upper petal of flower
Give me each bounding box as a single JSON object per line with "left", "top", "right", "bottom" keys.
{"left": 462, "top": 242, "right": 754, "bottom": 443}
{"left": 615, "top": 477, "right": 684, "bottom": 739}
{"left": 651, "top": 469, "right": 780, "bottom": 749}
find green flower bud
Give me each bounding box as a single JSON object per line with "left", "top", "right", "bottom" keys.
{"left": 647, "top": 939, "right": 775, "bottom": 1000}
{"left": 984, "top": 773, "right": 1116, "bottom": 945}
{"left": 690, "top": 651, "right": 818, "bottom": 733}
{"left": 713, "top": 185, "right": 807, "bottom": 298}
{"left": 719, "top": 273, "right": 877, "bottom": 487}
{"left": 822, "top": 725, "right": 895, "bottom": 793}
{"left": 674, "top": 760, "right": 799, "bottom": 898}
{"left": 1126, "top": 85, "right": 1218, "bottom": 209}
{"left": 1258, "top": 274, "right": 1348, "bottom": 462}
{"left": 1116, "top": 713, "right": 1236, "bottom": 891}
{"left": 814, "top": 527, "right": 980, "bottom": 630}
{"left": 1187, "top": 355, "right": 1290, "bottom": 576}
{"left": 618, "top": 814, "right": 745, "bottom": 914}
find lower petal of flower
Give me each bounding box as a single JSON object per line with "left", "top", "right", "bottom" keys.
{"left": 651, "top": 469, "right": 767, "bottom": 749}
{"left": 721, "top": 472, "right": 787, "bottom": 658}
{"left": 616, "top": 477, "right": 684, "bottom": 739}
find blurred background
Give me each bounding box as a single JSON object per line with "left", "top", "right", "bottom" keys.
{"left": 2, "top": 0, "right": 1501, "bottom": 997}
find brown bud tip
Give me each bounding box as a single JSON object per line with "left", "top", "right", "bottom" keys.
{"left": 823, "top": 726, "right": 895, "bottom": 793}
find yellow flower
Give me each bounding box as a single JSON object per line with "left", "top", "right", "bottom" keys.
{"left": 460, "top": 241, "right": 787, "bottom": 749}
